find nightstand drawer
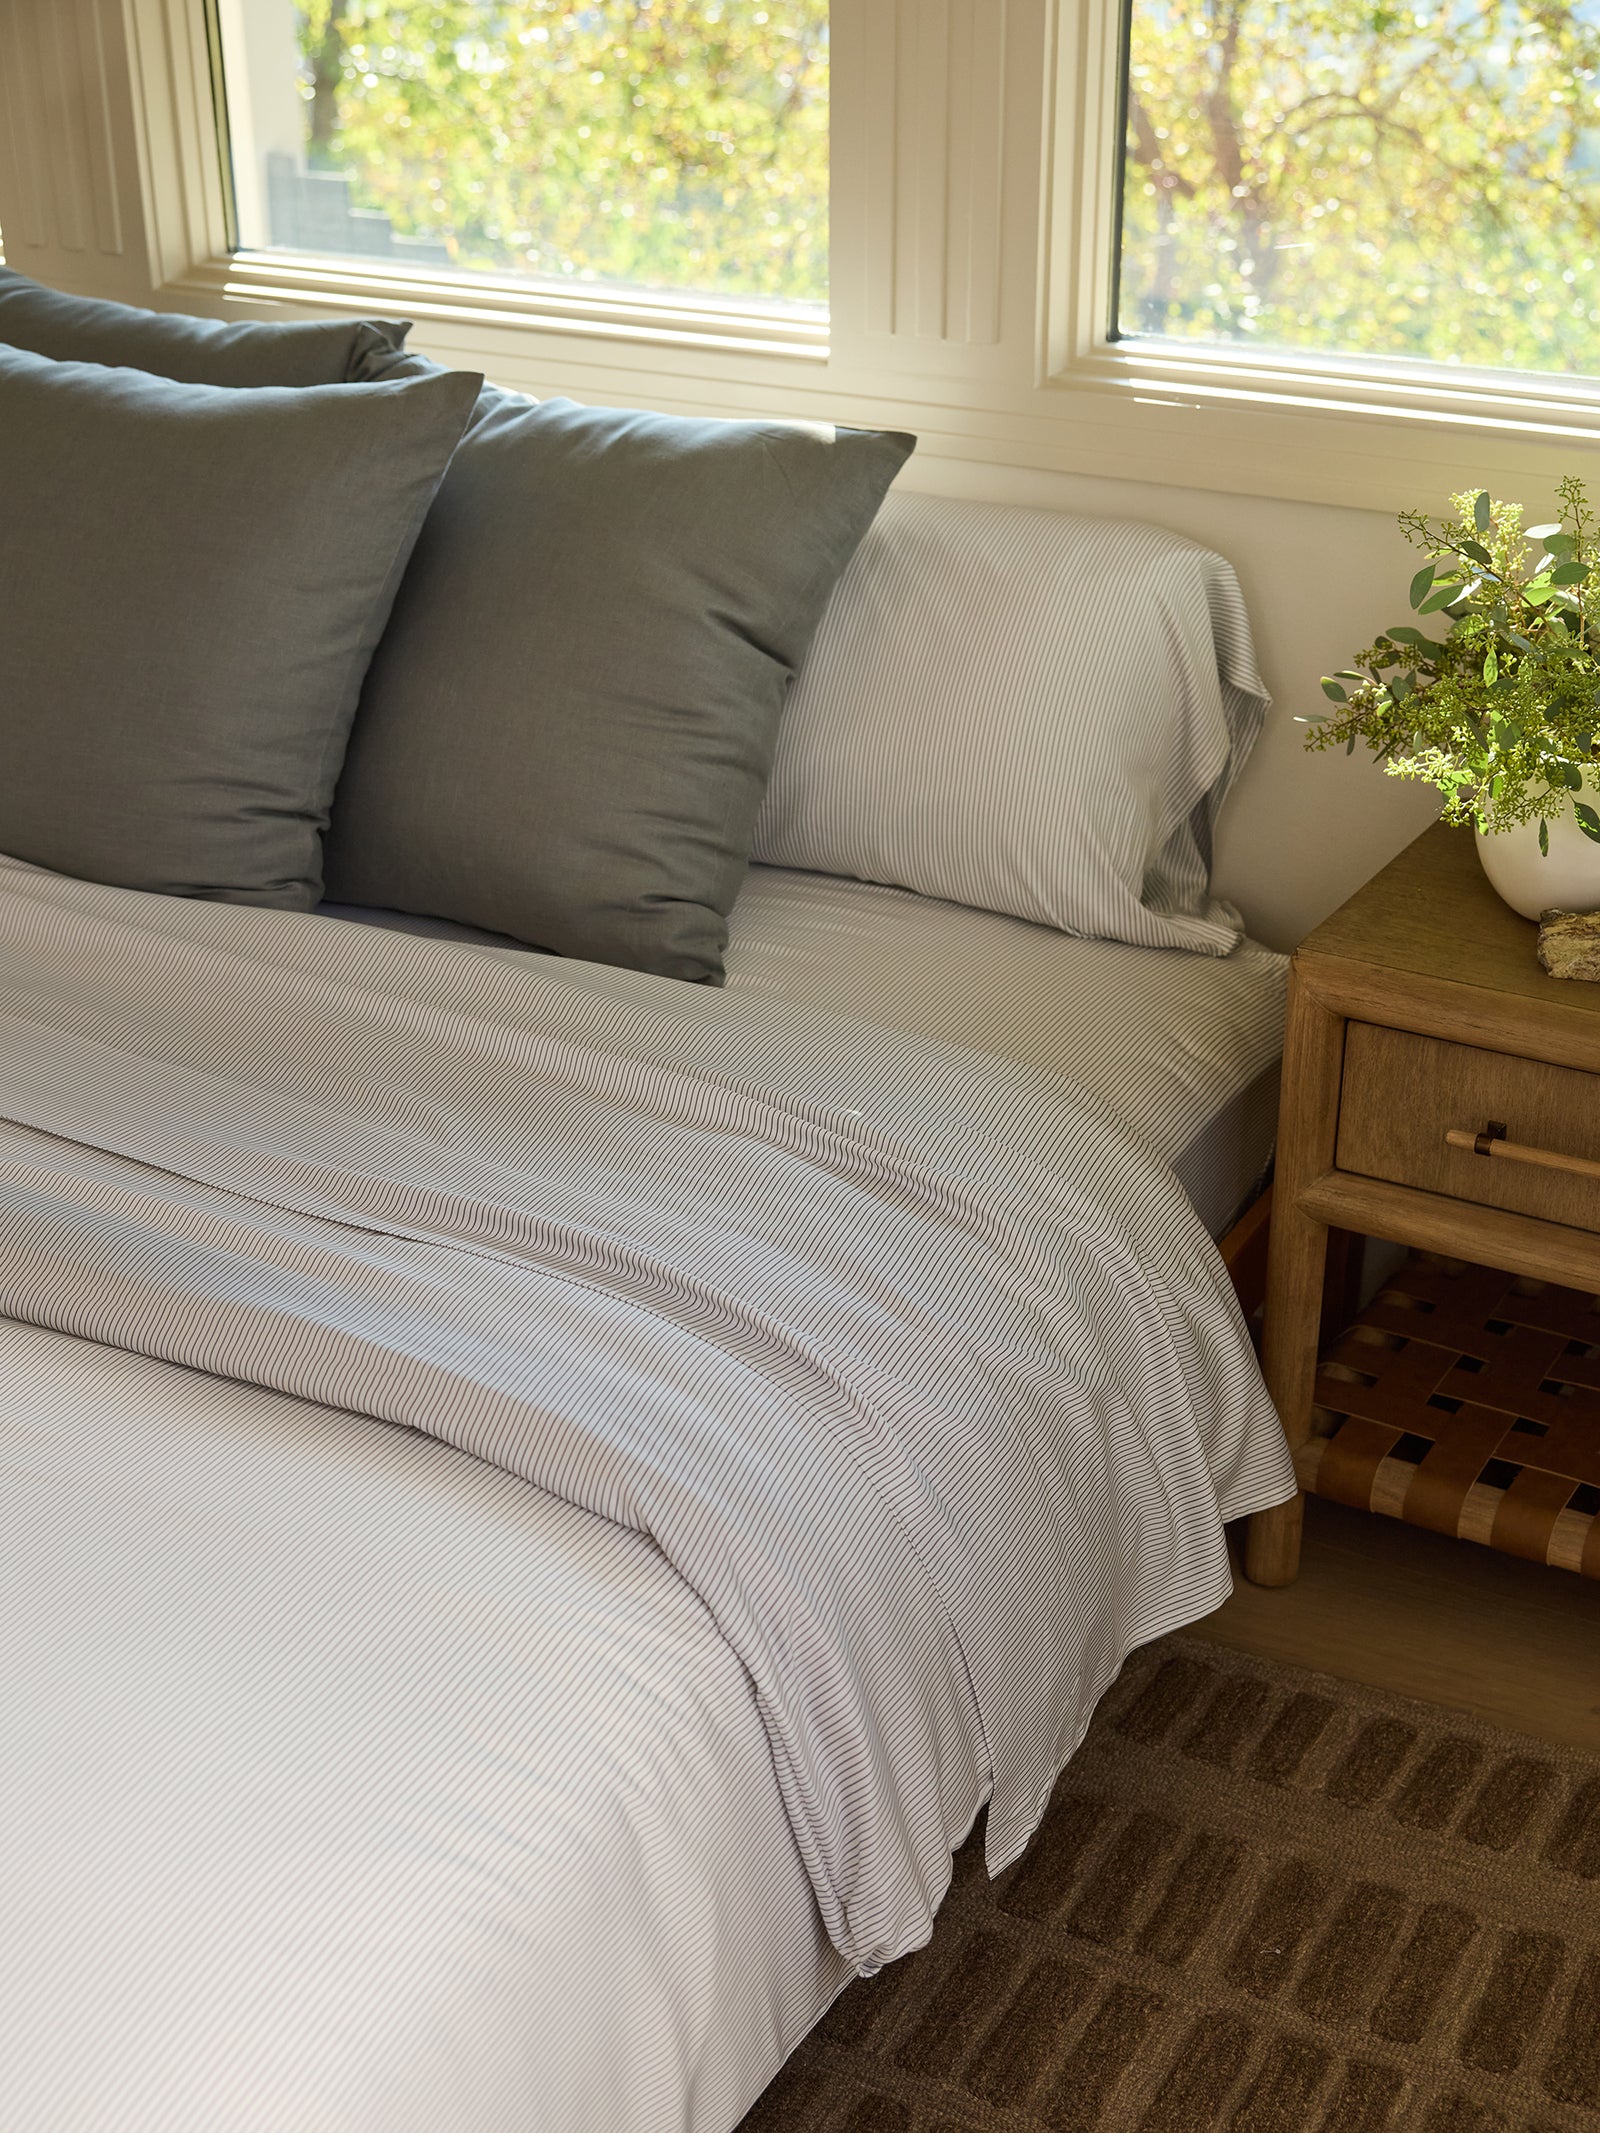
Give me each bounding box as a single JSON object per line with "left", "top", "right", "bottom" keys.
{"left": 1337, "top": 1023, "right": 1600, "bottom": 1232}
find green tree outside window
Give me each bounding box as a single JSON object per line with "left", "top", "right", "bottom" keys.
{"left": 1120, "top": 0, "right": 1600, "bottom": 375}
{"left": 284, "top": 2, "right": 828, "bottom": 307}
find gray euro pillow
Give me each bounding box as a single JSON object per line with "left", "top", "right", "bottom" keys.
{"left": 323, "top": 354, "right": 914, "bottom": 983}
{"left": 0, "top": 266, "right": 409, "bottom": 385}
{"left": 0, "top": 344, "right": 481, "bottom": 908}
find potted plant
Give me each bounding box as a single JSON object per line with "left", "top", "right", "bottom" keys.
{"left": 1307, "top": 474, "right": 1600, "bottom": 920}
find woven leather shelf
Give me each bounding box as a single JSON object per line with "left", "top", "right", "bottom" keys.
{"left": 1299, "top": 1253, "right": 1600, "bottom": 1577}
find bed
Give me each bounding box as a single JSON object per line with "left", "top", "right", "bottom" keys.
{"left": 0, "top": 852, "right": 1291, "bottom": 2133}
{"left": 0, "top": 357, "right": 1296, "bottom": 2133}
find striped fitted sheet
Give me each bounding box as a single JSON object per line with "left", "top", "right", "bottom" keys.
{"left": 0, "top": 858, "right": 1295, "bottom": 2131}
{"left": 330, "top": 861, "right": 1290, "bottom": 1237}
{"left": 723, "top": 868, "right": 1287, "bottom": 1237}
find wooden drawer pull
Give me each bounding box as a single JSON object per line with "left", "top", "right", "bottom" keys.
{"left": 1445, "top": 1122, "right": 1600, "bottom": 1183}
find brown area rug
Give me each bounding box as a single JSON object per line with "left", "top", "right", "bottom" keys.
{"left": 740, "top": 1637, "right": 1600, "bottom": 2133}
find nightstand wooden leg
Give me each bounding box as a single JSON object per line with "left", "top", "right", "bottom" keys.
{"left": 1244, "top": 972, "right": 1346, "bottom": 1588}
{"left": 1244, "top": 1193, "right": 1325, "bottom": 1585}
{"left": 1244, "top": 1491, "right": 1304, "bottom": 1587}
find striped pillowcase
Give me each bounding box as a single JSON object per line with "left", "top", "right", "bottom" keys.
{"left": 753, "top": 491, "right": 1271, "bottom": 957}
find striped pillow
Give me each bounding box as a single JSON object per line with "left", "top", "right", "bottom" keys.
{"left": 752, "top": 491, "right": 1270, "bottom": 956}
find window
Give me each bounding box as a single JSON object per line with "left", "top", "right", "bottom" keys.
{"left": 17, "top": 0, "right": 1600, "bottom": 521}
{"left": 1115, "top": 0, "right": 1600, "bottom": 379}
{"left": 212, "top": 2, "right": 828, "bottom": 313}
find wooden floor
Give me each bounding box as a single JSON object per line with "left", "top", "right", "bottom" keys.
{"left": 1199, "top": 1496, "right": 1600, "bottom": 1754}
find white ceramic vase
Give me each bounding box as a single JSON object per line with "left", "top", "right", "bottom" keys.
{"left": 1476, "top": 800, "right": 1600, "bottom": 921}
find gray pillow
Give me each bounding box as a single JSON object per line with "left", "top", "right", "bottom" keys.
{"left": 0, "top": 267, "right": 409, "bottom": 385}
{"left": 323, "top": 356, "right": 914, "bottom": 983}
{"left": 0, "top": 344, "right": 481, "bottom": 909}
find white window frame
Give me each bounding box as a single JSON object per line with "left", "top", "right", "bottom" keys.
{"left": 8, "top": 0, "right": 1600, "bottom": 516}
{"left": 1041, "top": 0, "right": 1600, "bottom": 497}
{"left": 132, "top": 0, "right": 830, "bottom": 360}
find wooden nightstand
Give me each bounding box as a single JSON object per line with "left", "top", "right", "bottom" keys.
{"left": 1246, "top": 819, "right": 1600, "bottom": 1586}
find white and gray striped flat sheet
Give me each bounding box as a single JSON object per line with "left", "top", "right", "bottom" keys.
{"left": 0, "top": 856, "right": 1295, "bottom": 2129}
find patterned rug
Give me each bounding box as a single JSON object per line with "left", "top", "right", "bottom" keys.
{"left": 740, "top": 1637, "right": 1600, "bottom": 2133}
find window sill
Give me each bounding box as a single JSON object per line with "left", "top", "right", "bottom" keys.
{"left": 175, "top": 252, "right": 831, "bottom": 364}
{"left": 157, "top": 262, "right": 1600, "bottom": 519}
{"left": 1067, "top": 337, "right": 1600, "bottom": 443}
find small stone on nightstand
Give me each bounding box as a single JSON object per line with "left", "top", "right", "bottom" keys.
{"left": 1537, "top": 907, "right": 1600, "bottom": 981}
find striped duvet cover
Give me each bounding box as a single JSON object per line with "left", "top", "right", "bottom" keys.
{"left": 0, "top": 855, "right": 1295, "bottom": 2130}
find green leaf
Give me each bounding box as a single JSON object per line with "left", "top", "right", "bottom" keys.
{"left": 1540, "top": 817, "right": 1551, "bottom": 856}
{"left": 1418, "top": 585, "right": 1465, "bottom": 614}
{"left": 1577, "top": 802, "right": 1600, "bottom": 844}
{"left": 1546, "top": 532, "right": 1576, "bottom": 557}
{"left": 1387, "top": 672, "right": 1415, "bottom": 702}
{"left": 1384, "top": 625, "right": 1430, "bottom": 645}
{"left": 1320, "top": 679, "right": 1349, "bottom": 702}
{"left": 1460, "top": 538, "right": 1494, "bottom": 568}
{"left": 1473, "top": 490, "right": 1493, "bottom": 534}
{"left": 1408, "top": 564, "right": 1437, "bottom": 609}
{"left": 1483, "top": 647, "right": 1498, "bottom": 684}
{"left": 1550, "top": 561, "right": 1588, "bottom": 585}
{"left": 1345, "top": 736, "right": 1356, "bottom": 756}
{"left": 1523, "top": 583, "right": 1557, "bottom": 604}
